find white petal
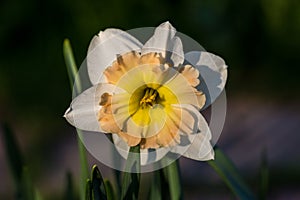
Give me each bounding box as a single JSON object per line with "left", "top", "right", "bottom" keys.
{"left": 183, "top": 133, "right": 214, "bottom": 161}
{"left": 112, "top": 134, "right": 169, "bottom": 166}
{"left": 169, "top": 104, "right": 214, "bottom": 160}
{"left": 64, "top": 83, "right": 124, "bottom": 132}
{"left": 168, "top": 104, "right": 202, "bottom": 135}
{"left": 87, "top": 29, "right": 143, "bottom": 85}
{"left": 198, "top": 137, "right": 215, "bottom": 160}
{"left": 185, "top": 51, "right": 228, "bottom": 109}
{"left": 141, "top": 21, "right": 184, "bottom": 66}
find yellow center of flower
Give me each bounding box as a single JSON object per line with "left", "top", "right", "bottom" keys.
{"left": 98, "top": 51, "right": 205, "bottom": 148}
{"left": 127, "top": 83, "right": 179, "bottom": 128}
{"left": 139, "top": 87, "right": 159, "bottom": 109}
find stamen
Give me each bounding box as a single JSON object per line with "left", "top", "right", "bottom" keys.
{"left": 140, "top": 88, "right": 159, "bottom": 109}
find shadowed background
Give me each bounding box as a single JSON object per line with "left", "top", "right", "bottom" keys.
{"left": 1, "top": 0, "right": 300, "bottom": 199}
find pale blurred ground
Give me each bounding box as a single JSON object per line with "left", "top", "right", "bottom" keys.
{"left": 181, "top": 96, "right": 300, "bottom": 199}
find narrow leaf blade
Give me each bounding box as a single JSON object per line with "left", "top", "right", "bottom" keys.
{"left": 64, "top": 171, "right": 75, "bottom": 200}
{"left": 85, "top": 179, "right": 93, "bottom": 200}
{"left": 149, "top": 170, "right": 162, "bottom": 200}
{"left": 104, "top": 179, "right": 115, "bottom": 200}
{"left": 121, "top": 146, "right": 140, "bottom": 200}
{"left": 91, "top": 165, "right": 107, "bottom": 200}
{"left": 63, "top": 38, "right": 82, "bottom": 93}
{"left": 21, "top": 167, "right": 35, "bottom": 200}
{"left": 1, "top": 123, "right": 25, "bottom": 199}
{"left": 1, "top": 123, "right": 24, "bottom": 184}
{"left": 208, "top": 147, "right": 256, "bottom": 199}
{"left": 258, "top": 150, "right": 268, "bottom": 200}
{"left": 163, "top": 159, "right": 183, "bottom": 200}
{"left": 63, "top": 38, "right": 89, "bottom": 200}
{"left": 34, "top": 189, "right": 43, "bottom": 200}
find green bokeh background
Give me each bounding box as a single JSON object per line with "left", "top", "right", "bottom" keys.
{"left": 1, "top": 0, "right": 300, "bottom": 199}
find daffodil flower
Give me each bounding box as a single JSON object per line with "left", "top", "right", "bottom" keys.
{"left": 64, "top": 22, "right": 227, "bottom": 165}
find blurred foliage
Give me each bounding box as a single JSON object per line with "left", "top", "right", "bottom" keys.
{"left": 1, "top": 0, "right": 300, "bottom": 130}
{"left": 2, "top": 122, "right": 256, "bottom": 199}
{"left": 1, "top": 123, "right": 40, "bottom": 200}
{"left": 208, "top": 147, "right": 256, "bottom": 199}
{"left": 90, "top": 165, "right": 111, "bottom": 200}
{"left": 1, "top": 0, "right": 300, "bottom": 122}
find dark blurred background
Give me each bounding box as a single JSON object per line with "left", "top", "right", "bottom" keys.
{"left": 1, "top": 0, "right": 300, "bottom": 199}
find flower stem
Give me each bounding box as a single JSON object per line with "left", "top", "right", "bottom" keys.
{"left": 121, "top": 146, "right": 140, "bottom": 200}
{"left": 164, "top": 159, "right": 183, "bottom": 200}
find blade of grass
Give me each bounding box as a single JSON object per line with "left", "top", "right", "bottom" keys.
{"left": 63, "top": 38, "right": 89, "bottom": 200}
{"left": 85, "top": 179, "right": 93, "bottom": 200}
{"left": 64, "top": 171, "right": 75, "bottom": 200}
{"left": 2, "top": 123, "right": 23, "bottom": 182}
{"left": 91, "top": 165, "right": 107, "bottom": 200}
{"left": 258, "top": 150, "right": 268, "bottom": 200}
{"left": 104, "top": 179, "right": 115, "bottom": 200}
{"left": 76, "top": 130, "right": 90, "bottom": 200}
{"left": 208, "top": 147, "right": 256, "bottom": 199}
{"left": 34, "top": 189, "right": 43, "bottom": 200}
{"left": 2, "top": 123, "right": 43, "bottom": 200}
{"left": 121, "top": 146, "right": 140, "bottom": 200}
{"left": 21, "top": 166, "right": 35, "bottom": 200}
{"left": 149, "top": 170, "right": 162, "bottom": 200}
{"left": 114, "top": 166, "right": 121, "bottom": 199}
{"left": 1, "top": 123, "right": 24, "bottom": 198}
{"left": 63, "top": 39, "right": 82, "bottom": 93}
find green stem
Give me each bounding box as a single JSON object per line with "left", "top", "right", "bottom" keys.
{"left": 63, "top": 38, "right": 89, "bottom": 200}
{"left": 164, "top": 159, "right": 183, "bottom": 200}
{"left": 121, "top": 146, "right": 140, "bottom": 200}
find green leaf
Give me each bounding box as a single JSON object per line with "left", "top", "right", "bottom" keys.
{"left": 1, "top": 123, "right": 42, "bottom": 200}
{"left": 114, "top": 166, "right": 121, "bottom": 198}
{"left": 208, "top": 147, "right": 256, "bottom": 200}
{"left": 258, "top": 150, "right": 268, "bottom": 200}
{"left": 63, "top": 38, "right": 82, "bottom": 93}
{"left": 104, "top": 179, "right": 115, "bottom": 200}
{"left": 63, "top": 38, "right": 89, "bottom": 200}
{"left": 121, "top": 146, "right": 140, "bottom": 200}
{"left": 91, "top": 165, "right": 107, "bottom": 200}
{"left": 2, "top": 123, "right": 25, "bottom": 199}
{"left": 64, "top": 171, "right": 75, "bottom": 200}
{"left": 149, "top": 170, "right": 162, "bottom": 200}
{"left": 85, "top": 179, "right": 93, "bottom": 200}
{"left": 1, "top": 123, "right": 24, "bottom": 185}
{"left": 34, "top": 189, "right": 43, "bottom": 200}
{"left": 163, "top": 159, "right": 183, "bottom": 200}
{"left": 76, "top": 130, "right": 90, "bottom": 200}
{"left": 21, "top": 166, "right": 35, "bottom": 200}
